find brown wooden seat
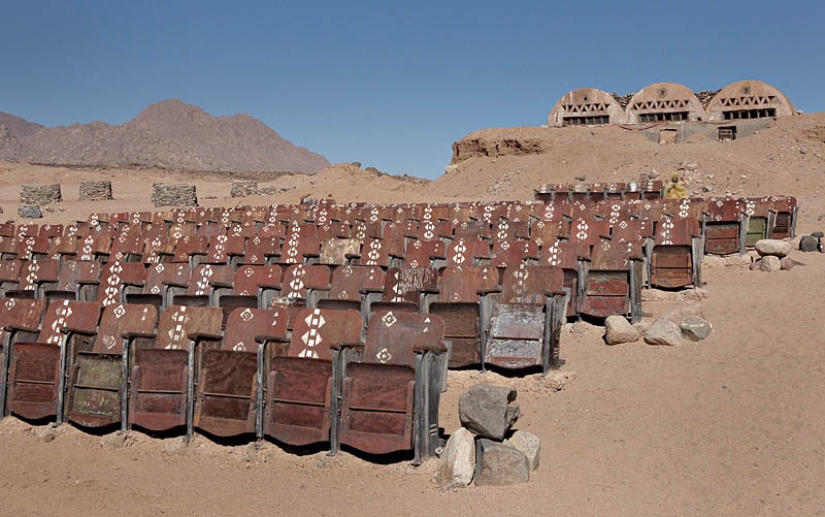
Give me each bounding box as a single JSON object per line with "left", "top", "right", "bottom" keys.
{"left": 485, "top": 265, "right": 566, "bottom": 372}
{"left": 173, "top": 264, "right": 234, "bottom": 307}
{"left": 318, "top": 237, "right": 362, "bottom": 265}
{"left": 370, "top": 266, "right": 439, "bottom": 314}
{"left": 66, "top": 303, "right": 158, "bottom": 429}
{"left": 0, "top": 298, "right": 45, "bottom": 417}
{"left": 767, "top": 196, "right": 798, "bottom": 240}
{"left": 579, "top": 235, "right": 644, "bottom": 321}
{"left": 128, "top": 305, "right": 223, "bottom": 435}
{"left": 264, "top": 308, "right": 363, "bottom": 448}
{"left": 317, "top": 265, "right": 386, "bottom": 320}
{"left": 194, "top": 307, "right": 287, "bottom": 438}
{"left": 445, "top": 238, "right": 490, "bottom": 267}
{"left": 125, "top": 262, "right": 191, "bottom": 310}
{"left": 540, "top": 240, "right": 590, "bottom": 319}
{"left": 338, "top": 310, "right": 445, "bottom": 462}
{"left": 43, "top": 259, "right": 101, "bottom": 303}
{"left": 703, "top": 198, "right": 745, "bottom": 256}
{"left": 5, "top": 300, "right": 101, "bottom": 421}
{"left": 98, "top": 261, "right": 149, "bottom": 307}
{"left": 649, "top": 217, "right": 703, "bottom": 289}
{"left": 8, "top": 258, "right": 61, "bottom": 299}
{"left": 428, "top": 265, "right": 498, "bottom": 369}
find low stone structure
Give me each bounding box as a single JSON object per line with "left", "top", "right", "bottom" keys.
{"left": 78, "top": 180, "right": 113, "bottom": 201}
{"left": 230, "top": 181, "right": 259, "bottom": 198}
{"left": 151, "top": 183, "right": 197, "bottom": 207}
{"left": 20, "top": 184, "right": 62, "bottom": 205}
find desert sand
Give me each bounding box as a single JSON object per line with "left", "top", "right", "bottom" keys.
{"left": 0, "top": 112, "right": 824, "bottom": 516}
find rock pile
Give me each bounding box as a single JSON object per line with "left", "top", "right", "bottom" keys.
{"left": 230, "top": 181, "right": 259, "bottom": 198}
{"left": 78, "top": 181, "right": 113, "bottom": 201}
{"left": 603, "top": 314, "right": 713, "bottom": 347}
{"left": 231, "top": 182, "right": 296, "bottom": 197}
{"left": 751, "top": 239, "right": 797, "bottom": 272}
{"left": 437, "top": 384, "right": 539, "bottom": 488}
{"left": 20, "top": 184, "right": 62, "bottom": 205}
{"left": 151, "top": 183, "right": 197, "bottom": 207}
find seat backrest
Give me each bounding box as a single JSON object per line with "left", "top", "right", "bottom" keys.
{"left": 328, "top": 265, "right": 386, "bottom": 302}
{"left": 154, "top": 305, "right": 223, "bottom": 350}
{"left": 55, "top": 260, "right": 101, "bottom": 291}
{"left": 93, "top": 303, "right": 158, "bottom": 354}
{"left": 17, "top": 258, "right": 60, "bottom": 291}
{"left": 541, "top": 240, "right": 590, "bottom": 270}
{"left": 654, "top": 217, "right": 701, "bottom": 246}
{"left": 446, "top": 238, "right": 490, "bottom": 266}
{"left": 0, "top": 298, "right": 44, "bottom": 345}
{"left": 382, "top": 267, "right": 439, "bottom": 304}
{"left": 98, "top": 262, "right": 147, "bottom": 307}
{"left": 287, "top": 308, "right": 363, "bottom": 359}
{"left": 404, "top": 239, "right": 445, "bottom": 269}
{"left": 223, "top": 307, "right": 288, "bottom": 352}
{"left": 437, "top": 265, "right": 498, "bottom": 303}
{"left": 491, "top": 239, "right": 539, "bottom": 268}
{"left": 38, "top": 300, "right": 101, "bottom": 346}
{"left": 233, "top": 265, "right": 282, "bottom": 296}
{"left": 364, "top": 310, "right": 443, "bottom": 367}
{"left": 319, "top": 237, "right": 362, "bottom": 265}
{"left": 500, "top": 265, "right": 563, "bottom": 305}
{"left": 187, "top": 264, "right": 234, "bottom": 296}
{"left": 280, "top": 264, "right": 331, "bottom": 300}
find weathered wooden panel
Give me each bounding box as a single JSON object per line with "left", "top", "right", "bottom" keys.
{"left": 488, "top": 304, "right": 543, "bottom": 340}
{"left": 705, "top": 223, "right": 740, "bottom": 255}
{"left": 651, "top": 246, "right": 693, "bottom": 288}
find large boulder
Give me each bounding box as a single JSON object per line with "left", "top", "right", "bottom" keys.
{"left": 680, "top": 317, "right": 713, "bottom": 342}
{"left": 755, "top": 239, "right": 792, "bottom": 257}
{"left": 474, "top": 438, "right": 530, "bottom": 486}
{"left": 604, "top": 315, "right": 640, "bottom": 345}
{"left": 459, "top": 384, "right": 519, "bottom": 441}
{"left": 644, "top": 319, "right": 684, "bottom": 346}
{"left": 435, "top": 427, "right": 475, "bottom": 488}
{"left": 799, "top": 235, "right": 820, "bottom": 253}
{"left": 504, "top": 430, "right": 541, "bottom": 472}
{"left": 17, "top": 205, "right": 42, "bottom": 219}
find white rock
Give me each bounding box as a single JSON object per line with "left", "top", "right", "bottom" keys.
{"left": 604, "top": 315, "right": 640, "bottom": 345}
{"left": 644, "top": 319, "right": 684, "bottom": 346}
{"left": 435, "top": 427, "right": 476, "bottom": 487}
{"left": 759, "top": 255, "right": 781, "bottom": 272}
{"left": 505, "top": 431, "right": 541, "bottom": 472}
{"left": 755, "top": 239, "right": 792, "bottom": 257}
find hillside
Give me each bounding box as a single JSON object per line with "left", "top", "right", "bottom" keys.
{"left": 0, "top": 99, "right": 329, "bottom": 174}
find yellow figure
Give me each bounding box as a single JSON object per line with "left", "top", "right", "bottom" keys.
{"left": 665, "top": 173, "right": 688, "bottom": 199}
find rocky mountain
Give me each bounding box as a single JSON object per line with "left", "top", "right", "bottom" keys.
{"left": 0, "top": 99, "right": 329, "bottom": 173}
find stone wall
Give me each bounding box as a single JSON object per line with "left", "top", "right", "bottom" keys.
{"left": 20, "top": 184, "right": 62, "bottom": 205}
{"left": 78, "top": 180, "right": 114, "bottom": 201}
{"left": 151, "top": 183, "right": 197, "bottom": 207}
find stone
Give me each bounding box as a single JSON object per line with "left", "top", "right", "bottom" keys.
{"left": 17, "top": 205, "right": 42, "bottom": 219}
{"left": 644, "top": 319, "right": 684, "bottom": 346}
{"left": 680, "top": 317, "right": 713, "bottom": 342}
{"left": 459, "top": 384, "right": 519, "bottom": 441}
{"left": 780, "top": 257, "right": 803, "bottom": 270}
{"left": 632, "top": 320, "right": 652, "bottom": 335}
{"left": 435, "top": 427, "right": 475, "bottom": 488}
{"left": 474, "top": 439, "right": 530, "bottom": 486}
{"left": 759, "top": 256, "right": 781, "bottom": 272}
{"left": 505, "top": 431, "right": 541, "bottom": 472}
{"left": 799, "top": 235, "right": 820, "bottom": 252}
{"left": 755, "top": 239, "right": 792, "bottom": 257}
{"left": 604, "top": 315, "right": 640, "bottom": 345}
{"left": 811, "top": 231, "right": 824, "bottom": 239}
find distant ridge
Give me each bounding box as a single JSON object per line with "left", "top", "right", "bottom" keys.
{"left": 0, "top": 99, "right": 329, "bottom": 174}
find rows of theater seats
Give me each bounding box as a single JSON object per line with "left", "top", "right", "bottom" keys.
{"left": 0, "top": 195, "right": 797, "bottom": 458}
{"left": 0, "top": 299, "right": 444, "bottom": 462}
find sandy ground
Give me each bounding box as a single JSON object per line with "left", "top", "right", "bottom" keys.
{"left": 1, "top": 114, "right": 825, "bottom": 516}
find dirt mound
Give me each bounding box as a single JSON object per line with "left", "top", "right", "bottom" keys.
{"left": 0, "top": 99, "right": 329, "bottom": 174}
{"left": 441, "top": 113, "right": 825, "bottom": 202}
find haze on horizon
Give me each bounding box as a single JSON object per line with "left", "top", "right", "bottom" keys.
{"left": 1, "top": 0, "right": 823, "bottom": 179}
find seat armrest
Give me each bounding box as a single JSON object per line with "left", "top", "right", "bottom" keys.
{"left": 60, "top": 326, "right": 98, "bottom": 337}
{"left": 187, "top": 331, "right": 223, "bottom": 342}
{"left": 329, "top": 340, "right": 364, "bottom": 351}
{"left": 121, "top": 330, "right": 156, "bottom": 340}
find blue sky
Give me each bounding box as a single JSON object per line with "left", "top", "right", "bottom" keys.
{"left": 1, "top": 1, "right": 823, "bottom": 179}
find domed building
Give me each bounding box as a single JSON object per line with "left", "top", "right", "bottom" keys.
{"left": 705, "top": 80, "right": 796, "bottom": 122}
{"left": 625, "top": 82, "right": 706, "bottom": 123}
{"left": 547, "top": 88, "right": 627, "bottom": 127}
